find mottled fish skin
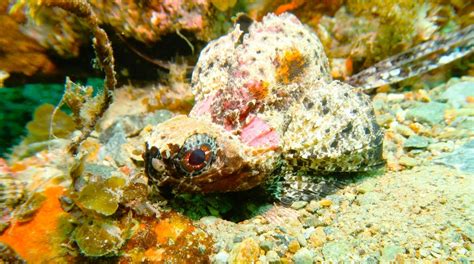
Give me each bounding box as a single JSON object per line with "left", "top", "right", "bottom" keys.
{"left": 144, "top": 13, "right": 383, "bottom": 201}
{"left": 190, "top": 13, "right": 332, "bottom": 135}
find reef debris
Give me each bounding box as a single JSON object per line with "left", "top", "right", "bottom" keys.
{"left": 91, "top": 0, "right": 218, "bottom": 43}
{"left": 0, "top": 2, "right": 55, "bottom": 78}
{"left": 10, "top": 0, "right": 88, "bottom": 58}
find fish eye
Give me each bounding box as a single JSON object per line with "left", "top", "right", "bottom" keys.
{"left": 176, "top": 134, "right": 217, "bottom": 176}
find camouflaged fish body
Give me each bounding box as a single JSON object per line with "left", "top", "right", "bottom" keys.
{"left": 145, "top": 13, "right": 383, "bottom": 201}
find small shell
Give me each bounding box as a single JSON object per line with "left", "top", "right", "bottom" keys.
{"left": 0, "top": 175, "right": 25, "bottom": 208}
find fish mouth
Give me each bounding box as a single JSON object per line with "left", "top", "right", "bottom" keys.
{"left": 167, "top": 164, "right": 266, "bottom": 194}
{"left": 144, "top": 145, "right": 263, "bottom": 194}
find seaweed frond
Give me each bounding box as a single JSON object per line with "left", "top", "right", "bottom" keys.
{"left": 39, "top": 0, "right": 116, "bottom": 154}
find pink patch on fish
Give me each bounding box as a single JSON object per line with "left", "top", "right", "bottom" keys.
{"left": 240, "top": 115, "right": 280, "bottom": 148}
{"left": 190, "top": 95, "right": 213, "bottom": 116}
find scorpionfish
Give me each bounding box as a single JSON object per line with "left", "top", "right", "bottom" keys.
{"left": 144, "top": 13, "right": 384, "bottom": 202}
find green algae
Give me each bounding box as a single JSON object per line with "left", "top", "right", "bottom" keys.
{"left": 73, "top": 219, "right": 124, "bottom": 257}
{"left": 75, "top": 164, "right": 128, "bottom": 216}
{"left": 121, "top": 178, "right": 149, "bottom": 205}
{"left": 77, "top": 176, "right": 126, "bottom": 216}
{"left": 25, "top": 103, "right": 75, "bottom": 143}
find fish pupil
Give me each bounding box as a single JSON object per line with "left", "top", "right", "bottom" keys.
{"left": 189, "top": 149, "right": 206, "bottom": 165}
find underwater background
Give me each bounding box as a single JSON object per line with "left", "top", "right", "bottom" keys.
{"left": 0, "top": 0, "right": 473, "bottom": 263}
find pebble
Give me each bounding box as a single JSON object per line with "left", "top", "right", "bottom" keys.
{"left": 296, "top": 234, "right": 307, "bottom": 247}
{"left": 428, "top": 141, "right": 454, "bottom": 152}
{"left": 460, "top": 226, "right": 474, "bottom": 242}
{"left": 455, "top": 117, "right": 474, "bottom": 132}
{"left": 319, "top": 199, "right": 332, "bottom": 207}
{"left": 292, "top": 248, "right": 313, "bottom": 264}
{"left": 303, "top": 215, "right": 324, "bottom": 228}
{"left": 406, "top": 102, "right": 447, "bottom": 125}
{"left": 356, "top": 181, "right": 376, "bottom": 194}
{"left": 309, "top": 227, "right": 327, "bottom": 247}
{"left": 303, "top": 227, "right": 315, "bottom": 239}
{"left": 259, "top": 240, "right": 273, "bottom": 252}
{"left": 376, "top": 113, "right": 394, "bottom": 127}
{"left": 446, "top": 109, "right": 474, "bottom": 126}
{"left": 364, "top": 256, "right": 380, "bottom": 264}
{"left": 386, "top": 93, "right": 405, "bottom": 102}
{"left": 439, "top": 81, "right": 474, "bottom": 108}
{"left": 199, "top": 216, "right": 219, "bottom": 225}
{"left": 214, "top": 251, "right": 229, "bottom": 264}
{"left": 403, "top": 135, "right": 430, "bottom": 149}
{"left": 394, "top": 124, "right": 415, "bottom": 137}
{"left": 419, "top": 248, "right": 430, "bottom": 257}
{"left": 144, "top": 109, "right": 174, "bottom": 125}
{"left": 357, "top": 192, "right": 381, "bottom": 206}
{"left": 413, "top": 89, "right": 431, "bottom": 102}
{"left": 233, "top": 235, "right": 243, "bottom": 243}
{"left": 288, "top": 239, "right": 301, "bottom": 253}
{"left": 435, "top": 140, "right": 474, "bottom": 173}
{"left": 228, "top": 238, "right": 260, "bottom": 263}
{"left": 408, "top": 122, "right": 427, "bottom": 134}
{"left": 266, "top": 250, "right": 281, "bottom": 264}
{"left": 438, "top": 128, "right": 470, "bottom": 139}
{"left": 290, "top": 201, "right": 308, "bottom": 210}
{"left": 399, "top": 156, "right": 419, "bottom": 167}
{"left": 305, "top": 200, "right": 320, "bottom": 213}
{"left": 322, "top": 241, "right": 351, "bottom": 261}
{"left": 381, "top": 245, "right": 404, "bottom": 262}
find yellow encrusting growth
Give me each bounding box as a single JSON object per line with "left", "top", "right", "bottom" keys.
{"left": 275, "top": 48, "right": 307, "bottom": 84}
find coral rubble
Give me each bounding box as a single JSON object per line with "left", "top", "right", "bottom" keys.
{"left": 91, "top": 0, "right": 218, "bottom": 43}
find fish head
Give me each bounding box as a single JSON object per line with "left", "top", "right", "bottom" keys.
{"left": 144, "top": 115, "right": 274, "bottom": 193}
